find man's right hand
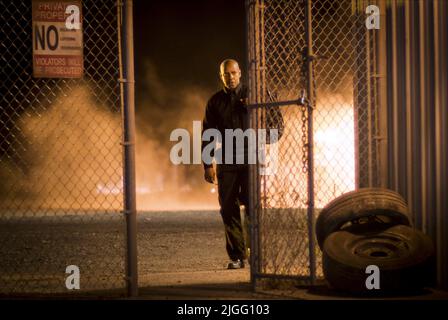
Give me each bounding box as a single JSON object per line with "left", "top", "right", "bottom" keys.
{"left": 204, "top": 167, "right": 216, "bottom": 184}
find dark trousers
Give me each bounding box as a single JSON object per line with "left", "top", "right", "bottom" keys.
{"left": 217, "top": 164, "right": 250, "bottom": 261}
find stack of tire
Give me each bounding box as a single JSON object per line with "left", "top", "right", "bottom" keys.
{"left": 316, "top": 188, "right": 435, "bottom": 295}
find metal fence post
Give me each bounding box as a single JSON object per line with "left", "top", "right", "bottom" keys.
{"left": 377, "top": 0, "right": 389, "bottom": 189}
{"left": 120, "top": 0, "right": 138, "bottom": 297}
{"left": 245, "top": 0, "right": 259, "bottom": 291}
{"left": 305, "top": 0, "right": 316, "bottom": 285}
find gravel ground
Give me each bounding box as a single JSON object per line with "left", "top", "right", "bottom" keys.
{"left": 2, "top": 210, "right": 447, "bottom": 300}
{"left": 0, "top": 210, "right": 251, "bottom": 297}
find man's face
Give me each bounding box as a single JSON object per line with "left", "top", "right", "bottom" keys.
{"left": 220, "top": 61, "right": 241, "bottom": 90}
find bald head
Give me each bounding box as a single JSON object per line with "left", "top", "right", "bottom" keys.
{"left": 219, "top": 59, "right": 241, "bottom": 90}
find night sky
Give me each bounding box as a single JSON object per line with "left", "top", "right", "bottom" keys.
{"left": 134, "top": 0, "right": 246, "bottom": 102}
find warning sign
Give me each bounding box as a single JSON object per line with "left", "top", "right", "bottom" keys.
{"left": 32, "top": 0, "right": 83, "bottom": 78}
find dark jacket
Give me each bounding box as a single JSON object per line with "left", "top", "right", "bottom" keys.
{"left": 201, "top": 84, "right": 249, "bottom": 169}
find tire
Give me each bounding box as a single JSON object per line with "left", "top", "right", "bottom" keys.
{"left": 316, "top": 188, "right": 411, "bottom": 250}
{"left": 322, "top": 224, "right": 436, "bottom": 294}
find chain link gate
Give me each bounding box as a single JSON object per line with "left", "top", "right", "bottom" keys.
{"left": 0, "top": 0, "right": 132, "bottom": 295}
{"left": 246, "top": 0, "right": 380, "bottom": 286}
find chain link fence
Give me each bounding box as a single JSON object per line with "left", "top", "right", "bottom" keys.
{"left": 0, "top": 0, "right": 127, "bottom": 295}
{"left": 312, "top": 0, "right": 381, "bottom": 192}
{"left": 247, "top": 0, "right": 380, "bottom": 284}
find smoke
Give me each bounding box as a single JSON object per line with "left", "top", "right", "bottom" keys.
{"left": 0, "top": 85, "right": 123, "bottom": 212}
{"left": 135, "top": 60, "right": 219, "bottom": 210}
{"left": 0, "top": 62, "right": 220, "bottom": 212}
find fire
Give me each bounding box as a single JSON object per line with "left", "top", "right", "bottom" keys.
{"left": 314, "top": 102, "right": 355, "bottom": 207}
{"left": 262, "top": 95, "right": 355, "bottom": 209}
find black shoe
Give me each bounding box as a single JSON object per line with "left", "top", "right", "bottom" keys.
{"left": 227, "top": 259, "right": 245, "bottom": 269}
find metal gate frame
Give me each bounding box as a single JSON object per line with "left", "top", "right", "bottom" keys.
{"left": 245, "top": 0, "right": 317, "bottom": 286}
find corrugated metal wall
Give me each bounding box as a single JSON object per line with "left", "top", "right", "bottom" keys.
{"left": 378, "top": 0, "right": 448, "bottom": 289}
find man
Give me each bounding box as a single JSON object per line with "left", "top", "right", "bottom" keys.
{"left": 202, "top": 59, "right": 250, "bottom": 269}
